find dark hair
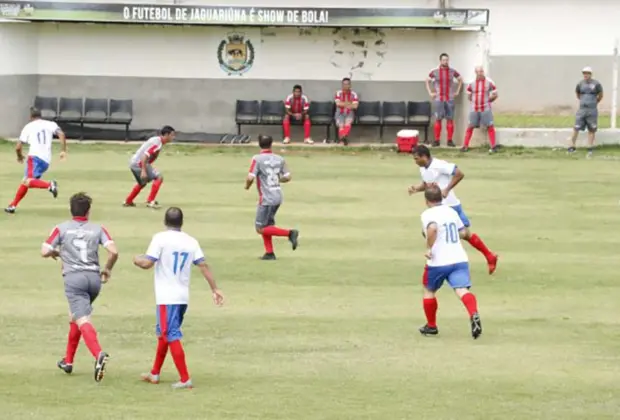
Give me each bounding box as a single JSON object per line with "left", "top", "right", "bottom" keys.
{"left": 161, "top": 125, "right": 175, "bottom": 136}
{"left": 70, "top": 192, "right": 92, "bottom": 217}
{"left": 258, "top": 134, "right": 273, "bottom": 150}
{"left": 439, "top": 53, "right": 449, "bottom": 60}
{"left": 412, "top": 144, "right": 431, "bottom": 158}
{"left": 30, "top": 107, "right": 42, "bottom": 119}
{"left": 293, "top": 84, "right": 302, "bottom": 91}
{"left": 165, "top": 206, "right": 184, "bottom": 229}
{"left": 342, "top": 77, "right": 351, "bottom": 83}
{"left": 424, "top": 185, "right": 443, "bottom": 204}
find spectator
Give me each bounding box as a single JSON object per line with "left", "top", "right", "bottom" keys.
{"left": 334, "top": 78, "right": 359, "bottom": 146}
{"left": 568, "top": 67, "right": 603, "bottom": 157}
{"left": 426, "top": 53, "right": 463, "bottom": 147}
{"left": 283, "top": 85, "right": 313, "bottom": 145}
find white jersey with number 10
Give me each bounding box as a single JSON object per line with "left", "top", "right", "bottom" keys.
{"left": 19, "top": 119, "right": 61, "bottom": 164}
{"left": 421, "top": 205, "right": 468, "bottom": 267}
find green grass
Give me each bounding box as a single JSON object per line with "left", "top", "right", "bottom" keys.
{"left": 1, "top": 143, "right": 619, "bottom": 420}
{"left": 495, "top": 113, "right": 619, "bottom": 129}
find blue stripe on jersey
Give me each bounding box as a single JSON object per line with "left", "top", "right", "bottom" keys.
{"left": 193, "top": 257, "right": 205, "bottom": 265}
{"left": 451, "top": 165, "right": 457, "bottom": 175}
{"left": 145, "top": 255, "right": 158, "bottom": 262}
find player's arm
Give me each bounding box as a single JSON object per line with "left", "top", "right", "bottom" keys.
{"left": 489, "top": 82, "right": 498, "bottom": 102}
{"left": 284, "top": 98, "right": 294, "bottom": 116}
{"left": 575, "top": 83, "right": 581, "bottom": 100}
{"left": 245, "top": 158, "right": 258, "bottom": 190}
{"left": 408, "top": 182, "right": 427, "bottom": 195}
{"left": 444, "top": 166, "right": 465, "bottom": 194}
{"left": 425, "top": 71, "right": 436, "bottom": 97}
{"left": 596, "top": 83, "right": 604, "bottom": 103}
{"left": 455, "top": 71, "right": 463, "bottom": 96}
{"left": 303, "top": 98, "right": 310, "bottom": 116}
{"left": 41, "top": 226, "right": 61, "bottom": 259}
{"left": 280, "top": 160, "right": 291, "bottom": 183}
{"left": 99, "top": 227, "right": 118, "bottom": 281}
{"left": 134, "top": 235, "right": 161, "bottom": 269}
{"left": 192, "top": 245, "right": 223, "bottom": 305}
{"left": 425, "top": 222, "right": 438, "bottom": 259}
{"left": 350, "top": 94, "right": 359, "bottom": 110}
{"left": 16, "top": 127, "right": 27, "bottom": 163}
{"left": 56, "top": 126, "right": 67, "bottom": 157}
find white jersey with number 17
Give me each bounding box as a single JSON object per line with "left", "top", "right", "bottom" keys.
{"left": 419, "top": 158, "right": 460, "bottom": 207}
{"left": 145, "top": 229, "right": 205, "bottom": 305}
{"left": 421, "top": 205, "right": 468, "bottom": 267}
{"left": 19, "top": 119, "right": 61, "bottom": 164}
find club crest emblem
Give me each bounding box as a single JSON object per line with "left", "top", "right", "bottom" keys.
{"left": 217, "top": 32, "right": 255, "bottom": 76}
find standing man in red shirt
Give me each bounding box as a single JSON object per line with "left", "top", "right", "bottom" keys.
{"left": 334, "top": 78, "right": 359, "bottom": 146}
{"left": 283, "top": 85, "right": 313, "bottom": 145}
{"left": 426, "top": 53, "right": 463, "bottom": 147}
{"left": 462, "top": 66, "right": 499, "bottom": 153}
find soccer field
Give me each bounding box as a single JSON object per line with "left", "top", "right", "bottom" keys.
{"left": 0, "top": 142, "right": 619, "bottom": 420}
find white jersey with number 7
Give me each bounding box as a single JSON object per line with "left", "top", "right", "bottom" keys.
{"left": 421, "top": 205, "right": 469, "bottom": 267}
{"left": 19, "top": 119, "right": 61, "bottom": 164}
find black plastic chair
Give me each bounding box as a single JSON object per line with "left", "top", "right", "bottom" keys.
{"left": 56, "top": 97, "right": 83, "bottom": 123}
{"left": 356, "top": 101, "right": 382, "bottom": 124}
{"left": 407, "top": 101, "right": 432, "bottom": 143}
{"left": 34, "top": 96, "right": 58, "bottom": 120}
{"left": 309, "top": 101, "right": 335, "bottom": 140}
{"left": 379, "top": 101, "right": 407, "bottom": 138}
{"left": 83, "top": 98, "right": 108, "bottom": 123}
{"left": 260, "top": 100, "right": 284, "bottom": 124}
{"left": 235, "top": 100, "right": 259, "bottom": 134}
{"left": 109, "top": 99, "right": 133, "bottom": 140}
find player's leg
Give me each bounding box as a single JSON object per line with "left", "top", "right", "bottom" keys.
{"left": 445, "top": 100, "right": 456, "bottom": 147}
{"left": 57, "top": 310, "right": 81, "bottom": 374}
{"left": 585, "top": 110, "right": 598, "bottom": 157}
{"left": 569, "top": 110, "right": 586, "bottom": 152}
{"left": 303, "top": 114, "right": 313, "bottom": 144}
{"left": 146, "top": 166, "right": 163, "bottom": 208}
{"left": 461, "top": 112, "right": 479, "bottom": 152}
{"left": 255, "top": 205, "right": 276, "bottom": 259}
{"left": 282, "top": 115, "right": 291, "bottom": 144}
{"left": 419, "top": 265, "right": 446, "bottom": 336}
{"left": 24, "top": 157, "right": 57, "bottom": 197}
{"left": 164, "top": 304, "right": 192, "bottom": 389}
{"left": 453, "top": 205, "right": 498, "bottom": 274}
{"left": 432, "top": 100, "right": 445, "bottom": 146}
{"left": 124, "top": 166, "right": 147, "bottom": 206}
{"left": 447, "top": 263, "right": 482, "bottom": 339}
{"left": 260, "top": 205, "right": 299, "bottom": 254}
{"left": 341, "top": 115, "right": 354, "bottom": 145}
{"left": 481, "top": 110, "right": 498, "bottom": 152}
{"left": 143, "top": 304, "right": 171, "bottom": 384}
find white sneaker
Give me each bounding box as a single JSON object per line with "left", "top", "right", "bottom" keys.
{"left": 304, "top": 138, "right": 314, "bottom": 145}
{"left": 283, "top": 137, "right": 291, "bottom": 144}
{"left": 141, "top": 372, "right": 160, "bottom": 384}
{"left": 171, "top": 379, "right": 193, "bottom": 389}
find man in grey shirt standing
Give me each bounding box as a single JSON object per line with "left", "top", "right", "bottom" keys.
{"left": 569, "top": 67, "right": 603, "bottom": 156}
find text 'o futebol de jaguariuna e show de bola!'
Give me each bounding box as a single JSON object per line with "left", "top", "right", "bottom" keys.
{"left": 124, "top": 7, "right": 330, "bottom": 24}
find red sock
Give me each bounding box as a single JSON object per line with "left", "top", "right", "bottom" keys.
{"left": 461, "top": 293, "right": 478, "bottom": 317}
{"left": 10, "top": 184, "right": 28, "bottom": 207}
{"left": 262, "top": 234, "right": 274, "bottom": 253}
{"left": 467, "top": 233, "right": 493, "bottom": 261}
{"left": 79, "top": 323, "right": 102, "bottom": 359}
{"left": 125, "top": 184, "right": 143, "bottom": 204}
{"left": 342, "top": 124, "right": 352, "bottom": 137}
{"left": 487, "top": 126, "right": 497, "bottom": 147}
{"left": 446, "top": 120, "right": 455, "bottom": 141}
{"left": 151, "top": 337, "right": 169, "bottom": 375}
{"left": 338, "top": 127, "right": 345, "bottom": 139}
{"left": 262, "top": 226, "right": 290, "bottom": 237}
{"left": 147, "top": 178, "right": 163, "bottom": 202}
{"left": 169, "top": 340, "right": 190, "bottom": 383}
{"left": 423, "top": 298, "right": 438, "bottom": 328}
{"left": 463, "top": 127, "right": 474, "bottom": 147}
{"left": 433, "top": 120, "right": 442, "bottom": 141}
{"left": 64, "top": 322, "right": 81, "bottom": 364}
{"left": 283, "top": 118, "right": 291, "bottom": 138}
{"left": 303, "top": 118, "right": 311, "bottom": 139}
{"left": 28, "top": 179, "right": 50, "bottom": 189}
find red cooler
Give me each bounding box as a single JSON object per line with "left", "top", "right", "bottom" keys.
{"left": 396, "top": 129, "right": 419, "bottom": 153}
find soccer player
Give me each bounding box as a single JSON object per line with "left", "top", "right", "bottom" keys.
{"left": 334, "top": 77, "right": 359, "bottom": 145}
{"left": 123, "top": 125, "right": 176, "bottom": 209}
{"left": 426, "top": 53, "right": 463, "bottom": 147}
{"left": 42, "top": 192, "right": 118, "bottom": 382}
{"left": 418, "top": 185, "right": 482, "bottom": 339}
{"left": 408, "top": 145, "right": 498, "bottom": 274}
{"left": 5, "top": 107, "right": 67, "bottom": 214}
{"left": 245, "top": 134, "right": 299, "bottom": 260}
{"left": 283, "top": 85, "right": 313, "bottom": 145}
{"left": 568, "top": 66, "right": 603, "bottom": 157}
{"left": 134, "top": 207, "right": 224, "bottom": 389}
{"left": 461, "top": 66, "right": 499, "bottom": 153}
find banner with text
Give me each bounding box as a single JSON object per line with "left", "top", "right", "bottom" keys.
{"left": 0, "top": 2, "right": 489, "bottom": 28}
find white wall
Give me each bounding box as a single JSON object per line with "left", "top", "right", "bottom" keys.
{"left": 37, "top": 23, "right": 482, "bottom": 81}
{"left": 0, "top": 21, "right": 38, "bottom": 75}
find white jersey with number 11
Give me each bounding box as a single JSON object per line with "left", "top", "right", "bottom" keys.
{"left": 421, "top": 205, "right": 468, "bottom": 267}
{"left": 19, "top": 119, "right": 61, "bottom": 164}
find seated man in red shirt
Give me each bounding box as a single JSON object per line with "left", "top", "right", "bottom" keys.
{"left": 283, "top": 85, "right": 313, "bottom": 145}
{"left": 334, "top": 78, "right": 359, "bottom": 145}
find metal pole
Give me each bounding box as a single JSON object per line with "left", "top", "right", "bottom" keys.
{"left": 611, "top": 38, "right": 618, "bottom": 129}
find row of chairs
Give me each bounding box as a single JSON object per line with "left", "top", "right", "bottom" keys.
{"left": 34, "top": 96, "right": 134, "bottom": 139}
{"left": 235, "top": 100, "right": 432, "bottom": 141}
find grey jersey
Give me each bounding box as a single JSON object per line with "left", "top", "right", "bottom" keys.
{"left": 44, "top": 219, "right": 113, "bottom": 275}
{"left": 576, "top": 79, "right": 602, "bottom": 109}
{"left": 248, "top": 151, "right": 290, "bottom": 205}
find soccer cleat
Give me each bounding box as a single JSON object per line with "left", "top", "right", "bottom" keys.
{"left": 470, "top": 313, "right": 482, "bottom": 339}
{"left": 4, "top": 206, "right": 16, "bottom": 214}
{"left": 141, "top": 372, "right": 160, "bottom": 384}
{"left": 419, "top": 324, "right": 439, "bottom": 336}
{"left": 586, "top": 148, "right": 593, "bottom": 159}
{"left": 260, "top": 253, "right": 276, "bottom": 260}
{"left": 447, "top": 141, "right": 456, "bottom": 147}
{"left": 487, "top": 254, "right": 499, "bottom": 275}
{"left": 94, "top": 351, "right": 110, "bottom": 383}
{"left": 49, "top": 180, "right": 58, "bottom": 198}
{"left": 283, "top": 137, "right": 291, "bottom": 144}
{"left": 567, "top": 146, "right": 576, "bottom": 153}
{"left": 122, "top": 202, "right": 136, "bottom": 207}
{"left": 432, "top": 140, "right": 441, "bottom": 147}
{"left": 460, "top": 146, "right": 469, "bottom": 153}
{"left": 288, "top": 229, "right": 299, "bottom": 251}
{"left": 57, "top": 358, "right": 73, "bottom": 374}
{"left": 339, "top": 138, "right": 349, "bottom": 146}
{"left": 304, "top": 138, "right": 314, "bottom": 145}
{"left": 146, "top": 201, "right": 161, "bottom": 209}
{"left": 489, "top": 146, "right": 499, "bottom": 154}
{"left": 171, "top": 379, "right": 193, "bottom": 389}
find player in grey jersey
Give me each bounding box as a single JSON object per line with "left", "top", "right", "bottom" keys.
{"left": 42, "top": 192, "right": 119, "bottom": 382}
{"left": 568, "top": 67, "right": 603, "bottom": 157}
{"left": 245, "top": 134, "right": 299, "bottom": 260}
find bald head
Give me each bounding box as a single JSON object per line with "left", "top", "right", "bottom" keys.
{"left": 165, "top": 206, "right": 184, "bottom": 229}
{"left": 424, "top": 184, "right": 443, "bottom": 206}
{"left": 475, "top": 66, "right": 485, "bottom": 79}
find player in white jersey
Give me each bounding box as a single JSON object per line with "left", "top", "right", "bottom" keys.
{"left": 133, "top": 207, "right": 224, "bottom": 389}
{"left": 123, "top": 125, "right": 175, "bottom": 209}
{"left": 5, "top": 107, "right": 67, "bottom": 214}
{"left": 418, "top": 185, "right": 482, "bottom": 339}
{"left": 408, "top": 144, "right": 498, "bottom": 275}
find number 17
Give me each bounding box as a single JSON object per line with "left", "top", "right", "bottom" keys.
{"left": 172, "top": 251, "right": 189, "bottom": 274}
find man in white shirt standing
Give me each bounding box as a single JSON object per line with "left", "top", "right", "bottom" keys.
{"left": 419, "top": 185, "right": 482, "bottom": 339}
{"left": 408, "top": 144, "right": 498, "bottom": 275}
{"left": 133, "top": 207, "right": 224, "bottom": 389}
{"left": 5, "top": 107, "right": 67, "bottom": 214}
